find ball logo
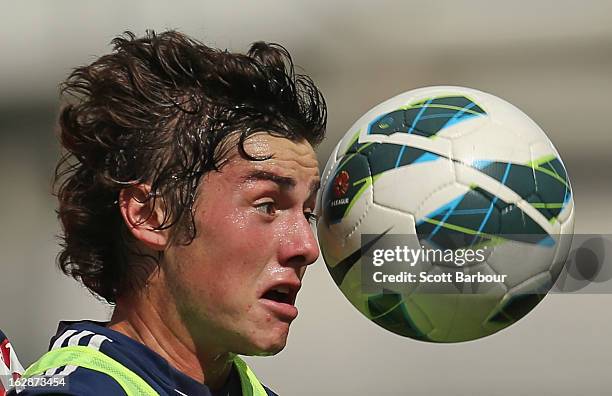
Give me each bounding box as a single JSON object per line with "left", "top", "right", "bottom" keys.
{"left": 333, "top": 170, "right": 350, "bottom": 198}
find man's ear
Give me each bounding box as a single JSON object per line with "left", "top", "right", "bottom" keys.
{"left": 118, "top": 185, "right": 169, "bottom": 251}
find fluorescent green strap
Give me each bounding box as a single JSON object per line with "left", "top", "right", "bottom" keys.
{"left": 233, "top": 356, "right": 268, "bottom": 396}
{"left": 25, "top": 346, "right": 267, "bottom": 396}
{"left": 23, "top": 345, "right": 158, "bottom": 396}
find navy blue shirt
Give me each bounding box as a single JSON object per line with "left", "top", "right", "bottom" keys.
{"left": 8, "top": 321, "right": 277, "bottom": 396}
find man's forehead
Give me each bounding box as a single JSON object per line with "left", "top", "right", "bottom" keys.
{"left": 241, "top": 132, "right": 318, "bottom": 165}
{"left": 222, "top": 133, "right": 320, "bottom": 180}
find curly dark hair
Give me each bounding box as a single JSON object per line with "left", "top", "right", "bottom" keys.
{"left": 54, "top": 30, "right": 327, "bottom": 303}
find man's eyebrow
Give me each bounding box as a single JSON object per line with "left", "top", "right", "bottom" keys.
{"left": 242, "top": 170, "right": 321, "bottom": 194}
{"left": 242, "top": 170, "right": 296, "bottom": 189}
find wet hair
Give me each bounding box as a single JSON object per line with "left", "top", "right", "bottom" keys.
{"left": 54, "top": 30, "right": 327, "bottom": 303}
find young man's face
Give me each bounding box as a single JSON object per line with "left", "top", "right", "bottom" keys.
{"left": 164, "top": 132, "right": 320, "bottom": 356}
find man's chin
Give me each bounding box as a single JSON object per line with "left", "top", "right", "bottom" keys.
{"left": 242, "top": 331, "right": 288, "bottom": 357}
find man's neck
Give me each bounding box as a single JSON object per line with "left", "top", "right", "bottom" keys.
{"left": 107, "top": 288, "right": 233, "bottom": 390}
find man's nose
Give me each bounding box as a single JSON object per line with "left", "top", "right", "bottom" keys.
{"left": 278, "top": 213, "right": 320, "bottom": 268}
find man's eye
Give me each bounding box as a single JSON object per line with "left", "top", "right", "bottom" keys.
{"left": 255, "top": 202, "right": 277, "bottom": 216}
{"left": 304, "top": 211, "right": 319, "bottom": 225}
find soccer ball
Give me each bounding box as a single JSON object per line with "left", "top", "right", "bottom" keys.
{"left": 316, "top": 86, "right": 574, "bottom": 342}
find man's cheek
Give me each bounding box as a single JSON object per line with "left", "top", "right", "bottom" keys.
{"left": 205, "top": 270, "right": 244, "bottom": 300}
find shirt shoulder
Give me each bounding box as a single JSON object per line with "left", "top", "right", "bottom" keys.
{"left": 7, "top": 367, "right": 126, "bottom": 395}
{"left": 9, "top": 321, "right": 277, "bottom": 396}
{"left": 8, "top": 321, "right": 166, "bottom": 396}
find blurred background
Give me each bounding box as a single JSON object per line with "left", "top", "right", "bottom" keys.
{"left": 1, "top": 1, "right": 611, "bottom": 394}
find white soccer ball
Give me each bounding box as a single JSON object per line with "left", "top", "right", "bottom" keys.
{"left": 317, "top": 86, "right": 575, "bottom": 342}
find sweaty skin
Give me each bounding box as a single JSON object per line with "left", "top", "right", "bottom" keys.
{"left": 109, "top": 132, "right": 320, "bottom": 389}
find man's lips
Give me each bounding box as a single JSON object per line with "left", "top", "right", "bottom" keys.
{"left": 259, "top": 299, "right": 299, "bottom": 321}
{"left": 259, "top": 280, "right": 301, "bottom": 305}
{"left": 259, "top": 281, "right": 301, "bottom": 320}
